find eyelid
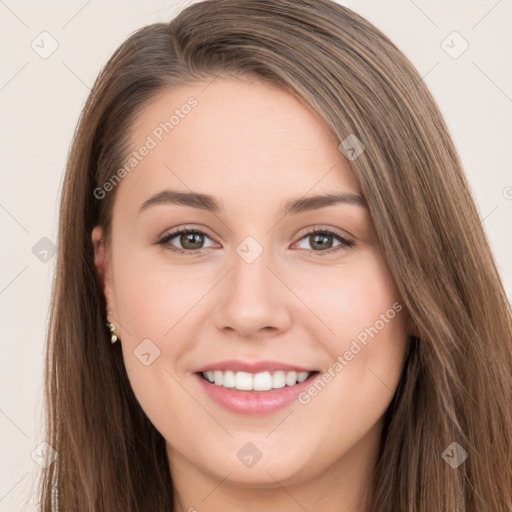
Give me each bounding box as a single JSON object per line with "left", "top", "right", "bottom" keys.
{"left": 296, "top": 224, "right": 354, "bottom": 242}
{"left": 157, "top": 224, "right": 217, "bottom": 242}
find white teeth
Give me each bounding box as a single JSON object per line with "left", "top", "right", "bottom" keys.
{"left": 223, "top": 370, "right": 235, "bottom": 388}
{"left": 235, "top": 371, "right": 253, "bottom": 390}
{"left": 272, "top": 370, "right": 286, "bottom": 389}
{"left": 201, "top": 370, "right": 312, "bottom": 390}
{"left": 297, "top": 372, "right": 309, "bottom": 383}
{"left": 285, "top": 371, "right": 297, "bottom": 386}
{"left": 253, "top": 372, "right": 273, "bottom": 391}
{"left": 214, "top": 370, "right": 223, "bottom": 386}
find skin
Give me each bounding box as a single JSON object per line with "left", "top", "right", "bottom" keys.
{"left": 92, "top": 76, "right": 410, "bottom": 512}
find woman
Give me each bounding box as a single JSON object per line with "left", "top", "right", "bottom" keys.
{"left": 38, "top": 0, "right": 512, "bottom": 510}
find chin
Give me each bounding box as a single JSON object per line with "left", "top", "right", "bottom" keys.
{"left": 197, "top": 436, "right": 321, "bottom": 487}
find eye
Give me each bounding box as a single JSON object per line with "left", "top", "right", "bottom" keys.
{"left": 292, "top": 227, "right": 355, "bottom": 256}
{"left": 156, "top": 227, "right": 218, "bottom": 254}
{"left": 156, "top": 226, "right": 355, "bottom": 256}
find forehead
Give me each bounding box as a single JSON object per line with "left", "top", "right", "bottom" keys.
{"left": 116, "top": 77, "right": 361, "bottom": 213}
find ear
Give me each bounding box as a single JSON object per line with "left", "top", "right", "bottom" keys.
{"left": 91, "top": 225, "right": 116, "bottom": 315}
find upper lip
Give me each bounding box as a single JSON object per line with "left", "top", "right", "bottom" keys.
{"left": 194, "top": 359, "right": 316, "bottom": 374}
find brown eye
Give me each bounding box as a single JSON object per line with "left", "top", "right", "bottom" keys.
{"left": 178, "top": 232, "right": 205, "bottom": 250}
{"left": 157, "top": 226, "right": 355, "bottom": 256}
{"left": 308, "top": 232, "right": 335, "bottom": 250}
{"left": 294, "top": 228, "right": 355, "bottom": 255}
{"left": 158, "top": 228, "right": 216, "bottom": 254}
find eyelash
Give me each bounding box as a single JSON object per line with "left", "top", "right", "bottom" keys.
{"left": 156, "top": 225, "right": 356, "bottom": 256}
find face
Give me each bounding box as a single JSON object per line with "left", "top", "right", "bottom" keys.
{"left": 92, "top": 77, "right": 409, "bottom": 493}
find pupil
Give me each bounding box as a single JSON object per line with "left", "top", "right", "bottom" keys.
{"left": 311, "top": 234, "right": 332, "bottom": 250}
{"left": 182, "top": 233, "right": 203, "bottom": 249}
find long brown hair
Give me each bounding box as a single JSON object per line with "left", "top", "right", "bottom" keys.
{"left": 37, "top": 0, "right": 512, "bottom": 510}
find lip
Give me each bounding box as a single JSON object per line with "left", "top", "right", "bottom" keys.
{"left": 194, "top": 359, "right": 315, "bottom": 374}
{"left": 193, "top": 361, "right": 319, "bottom": 416}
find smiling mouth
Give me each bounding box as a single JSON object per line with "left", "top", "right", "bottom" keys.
{"left": 197, "top": 370, "right": 320, "bottom": 392}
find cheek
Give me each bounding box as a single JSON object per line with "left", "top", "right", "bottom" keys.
{"left": 293, "top": 250, "right": 405, "bottom": 348}
{"left": 287, "top": 255, "right": 408, "bottom": 473}
{"left": 109, "top": 248, "right": 204, "bottom": 432}
{"left": 111, "top": 245, "right": 205, "bottom": 340}
{"left": 296, "top": 250, "right": 408, "bottom": 413}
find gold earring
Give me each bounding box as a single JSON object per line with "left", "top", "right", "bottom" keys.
{"left": 106, "top": 311, "right": 118, "bottom": 344}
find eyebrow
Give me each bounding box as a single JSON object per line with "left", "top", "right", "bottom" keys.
{"left": 138, "top": 189, "right": 367, "bottom": 216}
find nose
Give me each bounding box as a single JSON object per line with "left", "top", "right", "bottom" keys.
{"left": 212, "top": 247, "right": 292, "bottom": 340}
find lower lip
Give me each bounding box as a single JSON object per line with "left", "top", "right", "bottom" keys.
{"left": 194, "top": 372, "right": 318, "bottom": 416}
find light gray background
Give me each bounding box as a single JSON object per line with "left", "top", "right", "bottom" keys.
{"left": 1, "top": 1, "right": 511, "bottom": 510}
